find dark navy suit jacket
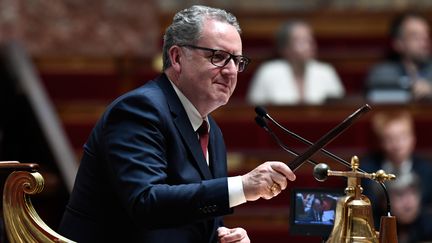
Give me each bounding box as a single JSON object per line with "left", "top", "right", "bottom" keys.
{"left": 59, "top": 74, "right": 233, "bottom": 242}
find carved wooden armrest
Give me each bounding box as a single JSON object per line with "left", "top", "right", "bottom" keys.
{"left": 1, "top": 161, "right": 75, "bottom": 243}
{"left": 0, "top": 161, "right": 39, "bottom": 171}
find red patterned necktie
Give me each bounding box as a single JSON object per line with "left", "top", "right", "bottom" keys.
{"left": 197, "top": 121, "right": 209, "bottom": 159}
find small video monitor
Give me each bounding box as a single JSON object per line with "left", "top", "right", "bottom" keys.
{"left": 289, "top": 187, "right": 344, "bottom": 237}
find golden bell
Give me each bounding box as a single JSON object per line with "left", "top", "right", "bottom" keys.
{"left": 326, "top": 179, "right": 378, "bottom": 242}
{"left": 318, "top": 156, "right": 397, "bottom": 243}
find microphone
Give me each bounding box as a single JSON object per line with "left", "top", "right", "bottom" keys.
{"left": 255, "top": 106, "right": 367, "bottom": 172}
{"left": 255, "top": 116, "right": 318, "bottom": 166}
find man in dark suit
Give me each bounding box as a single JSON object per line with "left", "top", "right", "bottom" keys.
{"left": 58, "top": 5, "right": 296, "bottom": 243}
{"left": 305, "top": 198, "right": 323, "bottom": 222}
{"left": 386, "top": 172, "right": 432, "bottom": 242}
{"left": 366, "top": 12, "right": 432, "bottom": 102}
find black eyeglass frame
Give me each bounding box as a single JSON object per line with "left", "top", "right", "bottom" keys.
{"left": 180, "top": 44, "right": 251, "bottom": 72}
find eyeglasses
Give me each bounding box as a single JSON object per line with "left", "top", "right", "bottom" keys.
{"left": 180, "top": 44, "right": 251, "bottom": 72}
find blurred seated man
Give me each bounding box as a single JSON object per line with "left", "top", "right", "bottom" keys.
{"left": 384, "top": 172, "right": 432, "bottom": 243}
{"left": 247, "top": 20, "right": 345, "bottom": 105}
{"left": 366, "top": 12, "right": 432, "bottom": 103}
{"left": 361, "top": 111, "right": 432, "bottom": 226}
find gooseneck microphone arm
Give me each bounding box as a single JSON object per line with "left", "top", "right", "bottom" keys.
{"left": 255, "top": 116, "right": 318, "bottom": 166}
{"left": 256, "top": 105, "right": 371, "bottom": 171}
{"left": 289, "top": 104, "right": 371, "bottom": 171}
{"left": 255, "top": 106, "right": 359, "bottom": 171}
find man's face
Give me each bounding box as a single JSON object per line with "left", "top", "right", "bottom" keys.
{"left": 312, "top": 199, "right": 323, "bottom": 212}
{"left": 284, "top": 24, "right": 316, "bottom": 63}
{"left": 390, "top": 187, "right": 420, "bottom": 225}
{"left": 380, "top": 119, "right": 415, "bottom": 165}
{"left": 395, "top": 17, "right": 430, "bottom": 63}
{"left": 175, "top": 19, "right": 241, "bottom": 116}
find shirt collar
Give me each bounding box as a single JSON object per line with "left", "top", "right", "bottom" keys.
{"left": 169, "top": 80, "right": 209, "bottom": 132}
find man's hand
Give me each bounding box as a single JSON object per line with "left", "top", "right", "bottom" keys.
{"left": 217, "top": 226, "right": 250, "bottom": 243}
{"left": 412, "top": 79, "right": 432, "bottom": 100}
{"left": 241, "top": 161, "right": 296, "bottom": 201}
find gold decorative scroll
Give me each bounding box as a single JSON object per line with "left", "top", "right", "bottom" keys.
{"left": 3, "top": 170, "right": 75, "bottom": 243}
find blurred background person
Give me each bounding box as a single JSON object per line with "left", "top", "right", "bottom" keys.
{"left": 321, "top": 194, "right": 338, "bottom": 224}
{"left": 247, "top": 20, "right": 345, "bottom": 105}
{"left": 361, "top": 111, "right": 432, "bottom": 227}
{"left": 366, "top": 12, "right": 432, "bottom": 103}
{"left": 305, "top": 197, "right": 324, "bottom": 222}
{"left": 294, "top": 192, "right": 307, "bottom": 222}
{"left": 384, "top": 172, "right": 432, "bottom": 243}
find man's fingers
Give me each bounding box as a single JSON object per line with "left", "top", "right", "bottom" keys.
{"left": 413, "top": 80, "right": 432, "bottom": 99}
{"left": 270, "top": 162, "right": 296, "bottom": 181}
{"left": 217, "top": 226, "right": 230, "bottom": 237}
{"left": 219, "top": 227, "right": 247, "bottom": 243}
{"left": 269, "top": 170, "right": 288, "bottom": 190}
{"left": 242, "top": 161, "right": 296, "bottom": 201}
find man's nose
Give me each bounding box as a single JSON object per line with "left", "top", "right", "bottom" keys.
{"left": 224, "top": 58, "right": 238, "bottom": 72}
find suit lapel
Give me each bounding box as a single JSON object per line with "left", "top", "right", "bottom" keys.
{"left": 157, "top": 74, "right": 213, "bottom": 180}
{"left": 208, "top": 118, "right": 219, "bottom": 178}
{"left": 174, "top": 116, "right": 213, "bottom": 179}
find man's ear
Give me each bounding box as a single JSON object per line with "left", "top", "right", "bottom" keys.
{"left": 169, "top": 45, "right": 182, "bottom": 72}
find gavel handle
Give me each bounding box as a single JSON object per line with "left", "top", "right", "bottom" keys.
{"left": 289, "top": 104, "right": 371, "bottom": 171}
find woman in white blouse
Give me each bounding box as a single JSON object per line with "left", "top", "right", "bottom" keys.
{"left": 247, "top": 20, "right": 345, "bottom": 105}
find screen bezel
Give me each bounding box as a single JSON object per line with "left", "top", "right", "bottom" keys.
{"left": 289, "top": 187, "right": 344, "bottom": 237}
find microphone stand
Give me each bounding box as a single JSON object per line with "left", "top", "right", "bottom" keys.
{"left": 255, "top": 106, "right": 357, "bottom": 171}
{"left": 255, "top": 104, "right": 371, "bottom": 171}
{"left": 255, "top": 116, "right": 318, "bottom": 166}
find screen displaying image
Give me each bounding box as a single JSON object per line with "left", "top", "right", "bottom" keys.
{"left": 290, "top": 188, "right": 344, "bottom": 237}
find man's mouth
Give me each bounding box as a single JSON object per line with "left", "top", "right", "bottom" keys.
{"left": 215, "top": 81, "right": 230, "bottom": 90}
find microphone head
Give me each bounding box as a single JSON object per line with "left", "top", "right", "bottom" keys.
{"left": 255, "top": 106, "right": 268, "bottom": 117}
{"left": 313, "top": 163, "right": 330, "bottom": 182}
{"left": 254, "top": 116, "right": 268, "bottom": 128}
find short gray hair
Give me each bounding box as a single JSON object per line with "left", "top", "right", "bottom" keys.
{"left": 162, "top": 5, "right": 241, "bottom": 71}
